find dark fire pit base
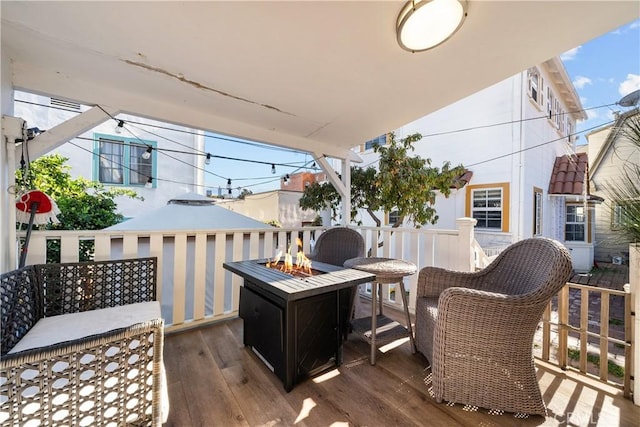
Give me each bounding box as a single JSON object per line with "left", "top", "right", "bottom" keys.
{"left": 224, "top": 259, "right": 375, "bottom": 391}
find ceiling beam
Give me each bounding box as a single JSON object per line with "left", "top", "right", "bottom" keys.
{"left": 12, "top": 64, "right": 358, "bottom": 161}
{"left": 15, "top": 105, "right": 120, "bottom": 166}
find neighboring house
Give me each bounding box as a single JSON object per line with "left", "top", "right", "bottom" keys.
{"left": 547, "top": 152, "right": 602, "bottom": 271}
{"left": 217, "top": 188, "right": 318, "bottom": 228}
{"left": 356, "top": 57, "right": 594, "bottom": 271}
{"left": 13, "top": 91, "right": 206, "bottom": 218}
{"left": 585, "top": 108, "right": 640, "bottom": 263}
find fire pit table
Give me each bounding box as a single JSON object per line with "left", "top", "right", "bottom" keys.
{"left": 224, "top": 259, "right": 375, "bottom": 391}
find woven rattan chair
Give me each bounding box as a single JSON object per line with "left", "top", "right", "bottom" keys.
{"left": 415, "top": 237, "right": 573, "bottom": 416}
{"left": 0, "top": 257, "right": 166, "bottom": 426}
{"left": 309, "top": 227, "right": 366, "bottom": 337}
{"left": 309, "top": 227, "right": 365, "bottom": 266}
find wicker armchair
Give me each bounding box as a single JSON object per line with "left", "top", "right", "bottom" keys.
{"left": 309, "top": 227, "right": 366, "bottom": 337}
{"left": 415, "top": 238, "right": 573, "bottom": 416}
{"left": 0, "top": 257, "right": 166, "bottom": 426}
{"left": 309, "top": 227, "right": 365, "bottom": 266}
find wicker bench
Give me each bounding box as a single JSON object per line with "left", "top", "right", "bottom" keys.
{"left": 0, "top": 257, "right": 167, "bottom": 426}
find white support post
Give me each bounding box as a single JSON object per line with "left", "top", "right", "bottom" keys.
{"left": 455, "top": 217, "right": 477, "bottom": 272}
{"left": 629, "top": 244, "right": 639, "bottom": 405}
{"left": 313, "top": 153, "right": 350, "bottom": 225}
{"left": 2, "top": 116, "right": 25, "bottom": 271}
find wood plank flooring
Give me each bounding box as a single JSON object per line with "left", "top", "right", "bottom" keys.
{"left": 163, "top": 302, "right": 639, "bottom": 427}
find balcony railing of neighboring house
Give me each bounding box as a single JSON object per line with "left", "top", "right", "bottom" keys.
{"left": 538, "top": 282, "right": 633, "bottom": 398}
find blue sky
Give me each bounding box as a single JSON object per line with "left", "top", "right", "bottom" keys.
{"left": 560, "top": 19, "right": 640, "bottom": 140}
{"left": 205, "top": 19, "right": 640, "bottom": 194}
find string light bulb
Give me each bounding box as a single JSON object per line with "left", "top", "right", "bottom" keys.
{"left": 145, "top": 177, "right": 153, "bottom": 188}
{"left": 271, "top": 164, "right": 276, "bottom": 174}
{"left": 142, "top": 146, "right": 152, "bottom": 160}
{"left": 115, "top": 120, "right": 125, "bottom": 134}
{"left": 205, "top": 153, "right": 211, "bottom": 165}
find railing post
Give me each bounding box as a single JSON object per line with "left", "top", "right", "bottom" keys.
{"left": 558, "top": 285, "right": 569, "bottom": 369}
{"left": 455, "top": 217, "right": 477, "bottom": 272}
{"left": 629, "top": 243, "right": 639, "bottom": 405}
{"left": 542, "top": 302, "right": 551, "bottom": 361}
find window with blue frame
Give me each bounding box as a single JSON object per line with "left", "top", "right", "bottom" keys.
{"left": 93, "top": 134, "right": 157, "bottom": 187}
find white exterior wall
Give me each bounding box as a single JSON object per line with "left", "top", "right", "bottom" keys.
{"left": 357, "top": 63, "right": 582, "bottom": 258}
{"left": 217, "top": 190, "right": 316, "bottom": 228}
{"left": 13, "top": 92, "right": 204, "bottom": 218}
{"left": 589, "top": 121, "right": 640, "bottom": 262}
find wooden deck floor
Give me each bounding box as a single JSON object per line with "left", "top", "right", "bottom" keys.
{"left": 163, "top": 304, "right": 639, "bottom": 427}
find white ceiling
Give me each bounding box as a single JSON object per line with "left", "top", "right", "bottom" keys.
{"left": 2, "top": 1, "right": 638, "bottom": 160}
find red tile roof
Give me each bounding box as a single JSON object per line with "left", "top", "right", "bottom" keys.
{"left": 548, "top": 153, "right": 588, "bottom": 195}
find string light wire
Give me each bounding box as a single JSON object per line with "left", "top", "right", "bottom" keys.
{"left": 14, "top": 97, "right": 630, "bottom": 191}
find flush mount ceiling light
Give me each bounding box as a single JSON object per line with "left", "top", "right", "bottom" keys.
{"left": 397, "top": 0, "right": 467, "bottom": 52}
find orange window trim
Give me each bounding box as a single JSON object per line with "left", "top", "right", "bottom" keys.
{"left": 465, "top": 182, "right": 510, "bottom": 233}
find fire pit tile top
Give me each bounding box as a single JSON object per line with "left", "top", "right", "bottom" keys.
{"left": 223, "top": 259, "right": 375, "bottom": 302}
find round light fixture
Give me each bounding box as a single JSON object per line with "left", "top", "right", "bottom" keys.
{"left": 397, "top": 0, "right": 467, "bottom": 52}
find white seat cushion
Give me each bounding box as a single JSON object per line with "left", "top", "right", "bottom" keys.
{"left": 9, "top": 301, "right": 161, "bottom": 353}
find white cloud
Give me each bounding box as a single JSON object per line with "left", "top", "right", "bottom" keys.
{"left": 619, "top": 74, "right": 640, "bottom": 97}
{"left": 560, "top": 46, "right": 581, "bottom": 61}
{"left": 629, "top": 20, "right": 640, "bottom": 30}
{"left": 573, "top": 76, "right": 592, "bottom": 89}
{"left": 580, "top": 96, "right": 588, "bottom": 105}
{"left": 586, "top": 109, "right": 599, "bottom": 120}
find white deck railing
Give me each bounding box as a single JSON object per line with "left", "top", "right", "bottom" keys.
{"left": 16, "top": 218, "right": 478, "bottom": 332}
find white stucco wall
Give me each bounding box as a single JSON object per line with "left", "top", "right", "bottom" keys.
{"left": 13, "top": 91, "right": 205, "bottom": 218}
{"left": 217, "top": 190, "right": 316, "bottom": 228}
{"left": 356, "top": 65, "right": 583, "bottom": 254}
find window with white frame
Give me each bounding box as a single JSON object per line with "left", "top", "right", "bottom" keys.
{"left": 533, "top": 188, "right": 543, "bottom": 236}
{"left": 387, "top": 210, "right": 400, "bottom": 226}
{"left": 527, "top": 68, "right": 539, "bottom": 103}
{"left": 546, "top": 88, "right": 554, "bottom": 119}
{"left": 565, "top": 204, "right": 585, "bottom": 241}
{"left": 94, "top": 135, "right": 156, "bottom": 187}
{"left": 554, "top": 99, "right": 561, "bottom": 130}
{"left": 611, "top": 203, "right": 628, "bottom": 229}
{"left": 567, "top": 120, "right": 573, "bottom": 142}
{"left": 472, "top": 188, "right": 503, "bottom": 229}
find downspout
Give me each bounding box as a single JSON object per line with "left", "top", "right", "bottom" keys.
{"left": 515, "top": 72, "right": 526, "bottom": 241}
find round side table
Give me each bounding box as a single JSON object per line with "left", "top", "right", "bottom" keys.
{"left": 343, "top": 257, "right": 417, "bottom": 365}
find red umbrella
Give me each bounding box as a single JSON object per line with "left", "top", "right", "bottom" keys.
{"left": 16, "top": 190, "right": 60, "bottom": 225}
{"left": 16, "top": 190, "right": 60, "bottom": 267}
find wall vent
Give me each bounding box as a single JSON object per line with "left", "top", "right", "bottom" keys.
{"left": 50, "top": 97, "right": 81, "bottom": 111}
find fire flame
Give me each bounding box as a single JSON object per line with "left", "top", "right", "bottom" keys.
{"left": 266, "top": 238, "right": 312, "bottom": 276}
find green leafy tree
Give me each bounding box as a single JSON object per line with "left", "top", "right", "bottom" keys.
{"left": 604, "top": 114, "right": 640, "bottom": 243}
{"left": 238, "top": 188, "right": 253, "bottom": 200}
{"left": 16, "top": 154, "right": 140, "bottom": 260}
{"left": 300, "top": 132, "right": 465, "bottom": 228}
